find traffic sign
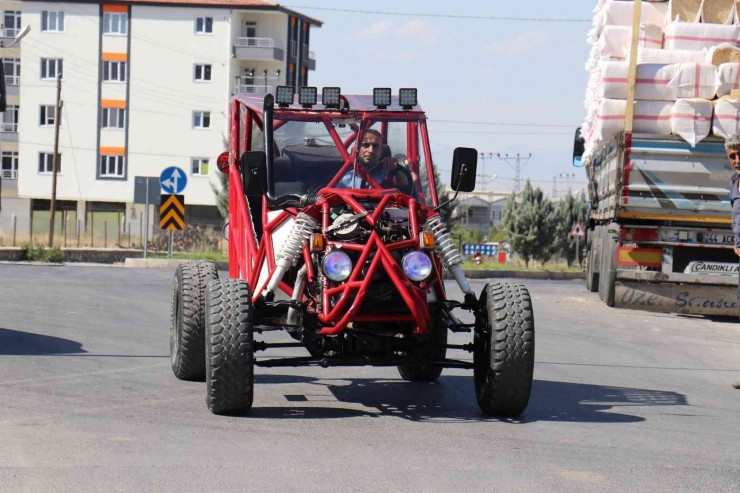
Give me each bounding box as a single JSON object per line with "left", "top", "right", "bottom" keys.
{"left": 133, "top": 176, "right": 161, "bottom": 205}
{"left": 160, "top": 166, "right": 187, "bottom": 194}
{"left": 570, "top": 222, "right": 585, "bottom": 238}
{"left": 160, "top": 194, "right": 185, "bottom": 230}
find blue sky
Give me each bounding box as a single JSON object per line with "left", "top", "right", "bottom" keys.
{"left": 305, "top": 0, "right": 595, "bottom": 195}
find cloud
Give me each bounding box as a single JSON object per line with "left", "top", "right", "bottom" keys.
{"left": 390, "top": 50, "right": 430, "bottom": 63}
{"left": 394, "top": 19, "right": 438, "bottom": 45}
{"left": 486, "top": 30, "right": 549, "bottom": 53}
{"left": 358, "top": 19, "right": 394, "bottom": 38}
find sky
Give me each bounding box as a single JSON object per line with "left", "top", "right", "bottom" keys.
{"left": 301, "top": 0, "right": 595, "bottom": 196}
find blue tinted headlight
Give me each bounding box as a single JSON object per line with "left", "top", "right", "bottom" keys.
{"left": 402, "top": 251, "right": 433, "bottom": 282}
{"left": 322, "top": 251, "right": 352, "bottom": 282}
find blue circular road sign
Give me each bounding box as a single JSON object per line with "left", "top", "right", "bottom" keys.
{"left": 160, "top": 166, "right": 188, "bottom": 194}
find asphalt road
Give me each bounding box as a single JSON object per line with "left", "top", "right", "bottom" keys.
{"left": 0, "top": 265, "right": 738, "bottom": 493}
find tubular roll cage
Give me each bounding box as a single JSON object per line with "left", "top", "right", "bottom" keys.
{"left": 226, "top": 95, "right": 448, "bottom": 335}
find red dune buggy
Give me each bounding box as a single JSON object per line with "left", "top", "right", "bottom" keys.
{"left": 169, "top": 88, "right": 535, "bottom": 417}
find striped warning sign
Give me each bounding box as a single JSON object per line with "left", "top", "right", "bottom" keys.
{"left": 160, "top": 194, "right": 185, "bottom": 230}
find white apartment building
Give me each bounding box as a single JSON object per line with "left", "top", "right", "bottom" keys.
{"left": 1, "top": 0, "right": 319, "bottom": 235}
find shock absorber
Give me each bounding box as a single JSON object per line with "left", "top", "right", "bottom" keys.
{"left": 262, "top": 213, "right": 318, "bottom": 299}
{"left": 424, "top": 215, "right": 473, "bottom": 296}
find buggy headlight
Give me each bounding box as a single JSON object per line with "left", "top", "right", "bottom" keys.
{"left": 402, "top": 251, "right": 432, "bottom": 282}
{"left": 322, "top": 251, "right": 352, "bottom": 282}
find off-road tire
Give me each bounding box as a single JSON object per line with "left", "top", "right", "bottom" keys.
{"left": 170, "top": 261, "right": 219, "bottom": 381}
{"left": 397, "top": 306, "right": 448, "bottom": 382}
{"left": 474, "top": 282, "right": 535, "bottom": 417}
{"left": 205, "top": 279, "right": 254, "bottom": 415}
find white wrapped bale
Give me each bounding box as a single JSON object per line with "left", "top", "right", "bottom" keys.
{"left": 712, "top": 98, "right": 740, "bottom": 139}
{"left": 601, "top": 1, "right": 669, "bottom": 30}
{"left": 716, "top": 63, "right": 740, "bottom": 96}
{"left": 669, "top": 63, "right": 719, "bottom": 99}
{"left": 664, "top": 22, "right": 739, "bottom": 51}
{"left": 600, "top": 61, "right": 679, "bottom": 100}
{"left": 636, "top": 47, "right": 707, "bottom": 64}
{"left": 598, "top": 24, "right": 664, "bottom": 59}
{"left": 671, "top": 98, "right": 714, "bottom": 146}
{"left": 587, "top": 99, "right": 673, "bottom": 147}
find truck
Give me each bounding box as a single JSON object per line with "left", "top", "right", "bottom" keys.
{"left": 574, "top": 131, "right": 737, "bottom": 316}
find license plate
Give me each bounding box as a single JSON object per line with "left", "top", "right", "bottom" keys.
{"left": 702, "top": 234, "right": 734, "bottom": 245}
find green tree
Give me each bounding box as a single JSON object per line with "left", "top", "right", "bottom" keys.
{"left": 552, "top": 191, "right": 588, "bottom": 267}
{"left": 212, "top": 171, "right": 229, "bottom": 219}
{"left": 423, "top": 165, "right": 457, "bottom": 228}
{"left": 503, "top": 180, "right": 555, "bottom": 268}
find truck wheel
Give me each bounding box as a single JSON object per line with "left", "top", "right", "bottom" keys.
{"left": 398, "top": 306, "right": 448, "bottom": 382}
{"left": 170, "top": 261, "right": 219, "bottom": 381}
{"left": 585, "top": 229, "right": 599, "bottom": 293}
{"left": 599, "top": 227, "right": 618, "bottom": 307}
{"left": 474, "top": 282, "right": 535, "bottom": 417}
{"left": 205, "top": 279, "right": 254, "bottom": 415}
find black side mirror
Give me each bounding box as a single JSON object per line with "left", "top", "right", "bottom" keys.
{"left": 0, "top": 60, "right": 7, "bottom": 112}
{"left": 450, "top": 147, "right": 478, "bottom": 192}
{"left": 573, "top": 127, "right": 585, "bottom": 167}
{"left": 240, "top": 151, "right": 266, "bottom": 196}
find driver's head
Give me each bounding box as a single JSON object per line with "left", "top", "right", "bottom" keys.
{"left": 359, "top": 129, "right": 383, "bottom": 167}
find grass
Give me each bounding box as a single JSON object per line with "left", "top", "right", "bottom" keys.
{"left": 461, "top": 258, "right": 582, "bottom": 272}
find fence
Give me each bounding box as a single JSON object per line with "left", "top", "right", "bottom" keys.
{"left": 0, "top": 211, "right": 227, "bottom": 256}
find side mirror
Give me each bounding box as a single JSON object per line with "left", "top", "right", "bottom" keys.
{"left": 572, "top": 127, "right": 585, "bottom": 167}
{"left": 240, "top": 151, "right": 266, "bottom": 195}
{"left": 0, "top": 59, "right": 7, "bottom": 112}
{"left": 450, "top": 147, "right": 478, "bottom": 192}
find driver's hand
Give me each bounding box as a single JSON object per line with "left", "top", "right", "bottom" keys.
{"left": 380, "top": 157, "right": 398, "bottom": 171}
{"left": 734, "top": 245, "right": 740, "bottom": 257}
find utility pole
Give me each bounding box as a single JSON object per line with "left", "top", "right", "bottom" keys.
{"left": 560, "top": 173, "right": 576, "bottom": 194}
{"left": 552, "top": 176, "right": 558, "bottom": 198}
{"left": 478, "top": 152, "right": 493, "bottom": 191}
{"left": 48, "top": 72, "right": 62, "bottom": 248}
{"left": 497, "top": 153, "right": 532, "bottom": 196}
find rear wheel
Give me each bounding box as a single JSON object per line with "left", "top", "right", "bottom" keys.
{"left": 474, "top": 282, "right": 535, "bottom": 417}
{"left": 398, "top": 305, "right": 448, "bottom": 382}
{"left": 585, "top": 229, "right": 599, "bottom": 293}
{"left": 598, "top": 226, "right": 618, "bottom": 307}
{"left": 170, "top": 261, "right": 218, "bottom": 381}
{"left": 205, "top": 279, "right": 254, "bottom": 415}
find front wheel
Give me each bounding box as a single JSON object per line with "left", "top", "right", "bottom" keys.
{"left": 474, "top": 282, "right": 535, "bottom": 417}
{"left": 397, "top": 306, "right": 448, "bottom": 382}
{"left": 205, "top": 279, "right": 255, "bottom": 415}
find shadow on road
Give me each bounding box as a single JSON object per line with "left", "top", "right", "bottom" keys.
{"left": 250, "top": 374, "right": 687, "bottom": 423}
{"left": 0, "top": 327, "right": 87, "bottom": 355}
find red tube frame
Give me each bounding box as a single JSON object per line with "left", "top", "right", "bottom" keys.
{"left": 227, "top": 96, "right": 447, "bottom": 335}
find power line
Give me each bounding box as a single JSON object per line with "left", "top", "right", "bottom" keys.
{"left": 430, "top": 119, "right": 576, "bottom": 128}
{"left": 283, "top": 5, "right": 591, "bottom": 22}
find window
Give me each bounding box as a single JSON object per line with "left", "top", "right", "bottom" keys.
{"left": 2, "top": 105, "right": 18, "bottom": 132}
{"left": 39, "top": 105, "right": 57, "bottom": 126}
{"left": 4, "top": 58, "right": 20, "bottom": 85}
{"left": 196, "top": 17, "right": 213, "bottom": 34}
{"left": 103, "top": 61, "right": 126, "bottom": 82}
{"left": 191, "top": 158, "right": 210, "bottom": 176}
{"left": 100, "top": 155, "right": 125, "bottom": 178}
{"left": 4, "top": 11, "right": 21, "bottom": 35}
{"left": 192, "top": 111, "right": 210, "bottom": 129}
{"left": 41, "top": 11, "right": 65, "bottom": 32}
{"left": 103, "top": 12, "right": 127, "bottom": 35}
{"left": 102, "top": 108, "right": 126, "bottom": 129}
{"left": 38, "top": 153, "right": 61, "bottom": 174}
{"left": 40, "top": 59, "right": 63, "bottom": 80}
{"left": 1, "top": 151, "right": 18, "bottom": 179}
{"left": 194, "top": 64, "right": 212, "bottom": 81}
{"left": 243, "top": 21, "right": 256, "bottom": 38}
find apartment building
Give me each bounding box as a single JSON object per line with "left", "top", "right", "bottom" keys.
{"left": 0, "top": 0, "right": 319, "bottom": 237}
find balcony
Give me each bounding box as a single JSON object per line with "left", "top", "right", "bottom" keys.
{"left": 0, "top": 122, "right": 18, "bottom": 133}
{"left": 233, "top": 37, "right": 284, "bottom": 62}
{"left": 234, "top": 84, "right": 272, "bottom": 95}
{"left": 1, "top": 169, "right": 17, "bottom": 179}
{"left": 4, "top": 75, "right": 19, "bottom": 96}
{"left": 302, "top": 46, "right": 316, "bottom": 71}
{"left": 0, "top": 28, "right": 19, "bottom": 45}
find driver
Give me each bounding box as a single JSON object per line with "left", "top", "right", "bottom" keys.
{"left": 338, "top": 129, "right": 411, "bottom": 192}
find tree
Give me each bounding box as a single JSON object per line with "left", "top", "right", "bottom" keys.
{"left": 212, "top": 170, "right": 229, "bottom": 219}
{"left": 423, "top": 165, "right": 457, "bottom": 228}
{"left": 552, "top": 191, "right": 588, "bottom": 267}
{"left": 503, "top": 180, "right": 555, "bottom": 268}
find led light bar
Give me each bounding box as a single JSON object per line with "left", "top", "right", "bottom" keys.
{"left": 275, "top": 86, "right": 294, "bottom": 107}
{"left": 298, "top": 86, "right": 317, "bottom": 108}
{"left": 373, "top": 87, "right": 392, "bottom": 109}
{"left": 322, "top": 87, "right": 341, "bottom": 108}
{"left": 399, "top": 88, "right": 418, "bottom": 109}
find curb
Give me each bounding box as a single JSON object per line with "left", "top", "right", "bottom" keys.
{"left": 124, "top": 258, "right": 229, "bottom": 270}
{"left": 449, "top": 270, "right": 585, "bottom": 280}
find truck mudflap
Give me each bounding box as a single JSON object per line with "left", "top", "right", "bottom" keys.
{"left": 614, "top": 270, "right": 738, "bottom": 316}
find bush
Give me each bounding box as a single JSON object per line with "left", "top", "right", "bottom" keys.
{"left": 20, "top": 243, "right": 65, "bottom": 263}
{"left": 47, "top": 247, "right": 65, "bottom": 263}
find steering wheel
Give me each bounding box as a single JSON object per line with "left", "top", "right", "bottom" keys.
{"left": 385, "top": 166, "right": 415, "bottom": 196}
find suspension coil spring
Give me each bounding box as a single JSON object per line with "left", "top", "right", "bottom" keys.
{"left": 277, "top": 213, "right": 318, "bottom": 266}
{"left": 424, "top": 215, "right": 462, "bottom": 269}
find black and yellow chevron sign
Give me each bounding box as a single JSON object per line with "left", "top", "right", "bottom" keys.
{"left": 160, "top": 194, "right": 185, "bottom": 231}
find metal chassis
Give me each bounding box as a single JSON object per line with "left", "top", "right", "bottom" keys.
{"left": 226, "top": 95, "right": 468, "bottom": 342}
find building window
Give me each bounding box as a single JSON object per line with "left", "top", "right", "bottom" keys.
{"left": 4, "top": 58, "right": 20, "bottom": 85}
{"left": 103, "top": 12, "right": 127, "bottom": 35}
{"left": 100, "top": 155, "right": 125, "bottom": 178}
{"left": 102, "top": 108, "right": 126, "bottom": 129}
{"left": 196, "top": 17, "right": 212, "bottom": 34}
{"left": 2, "top": 105, "right": 18, "bottom": 132}
{"left": 103, "top": 61, "right": 126, "bottom": 82}
{"left": 194, "top": 64, "right": 212, "bottom": 82}
{"left": 1, "top": 151, "right": 18, "bottom": 179}
{"left": 192, "top": 111, "right": 210, "bottom": 129}
{"left": 39, "top": 105, "right": 57, "bottom": 126}
{"left": 38, "top": 152, "right": 61, "bottom": 174}
{"left": 41, "top": 11, "right": 65, "bottom": 32}
{"left": 4, "top": 11, "right": 21, "bottom": 37}
{"left": 40, "top": 58, "right": 63, "bottom": 80}
{"left": 191, "top": 158, "right": 210, "bottom": 176}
